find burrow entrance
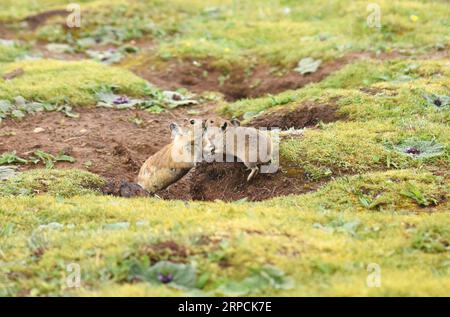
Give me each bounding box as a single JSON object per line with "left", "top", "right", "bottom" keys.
{"left": 0, "top": 100, "right": 343, "bottom": 201}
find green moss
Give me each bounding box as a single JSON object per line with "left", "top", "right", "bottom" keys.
{"left": 153, "top": 0, "right": 449, "bottom": 67}
{"left": 221, "top": 59, "right": 450, "bottom": 120}
{"left": 411, "top": 225, "right": 449, "bottom": 253}
{"left": 2, "top": 0, "right": 448, "bottom": 69}
{"left": 0, "top": 169, "right": 106, "bottom": 197}
{"left": 0, "top": 0, "right": 449, "bottom": 298}
{"left": 267, "top": 169, "right": 448, "bottom": 213}
{"left": 281, "top": 121, "right": 409, "bottom": 179}
{"left": 0, "top": 59, "right": 148, "bottom": 105}
{"left": 0, "top": 182, "right": 448, "bottom": 296}
{"left": 0, "top": 43, "right": 27, "bottom": 63}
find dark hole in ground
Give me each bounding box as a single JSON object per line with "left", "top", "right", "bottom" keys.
{"left": 102, "top": 159, "right": 326, "bottom": 202}
{"left": 174, "top": 161, "right": 325, "bottom": 202}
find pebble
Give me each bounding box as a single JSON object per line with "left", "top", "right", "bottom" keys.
{"left": 33, "top": 127, "right": 45, "bottom": 133}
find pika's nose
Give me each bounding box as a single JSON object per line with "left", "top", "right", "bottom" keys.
{"left": 210, "top": 146, "right": 216, "bottom": 154}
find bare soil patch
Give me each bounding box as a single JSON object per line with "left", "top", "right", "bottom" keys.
{"left": 0, "top": 106, "right": 218, "bottom": 182}
{"left": 132, "top": 55, "right": 359, "bottom": 101}
{"left": 0, "top": 24, "right": 13, "bottom": 38}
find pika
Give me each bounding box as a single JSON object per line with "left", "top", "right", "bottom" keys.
{"left": 203, "top": 119, "right": 273, "bottom": 181}
{"left": 137, "top": 119, "right": 203, "bottom": 193}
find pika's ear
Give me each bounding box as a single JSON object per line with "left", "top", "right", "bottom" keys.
{"left": 231, "top": 118, "right": 240, "bottom": 127}
{"left": 221, "top": 122, "right": 228, "bottom": 131}
{"left": 169, "top": 122, "right": 182, "bottom": 138}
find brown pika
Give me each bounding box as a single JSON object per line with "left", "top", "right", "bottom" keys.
{"left": 137, "top": 119, "right": 204, "bottom": 193}
{"left": 203, "top": 119, "right": 273, "bottom": 181}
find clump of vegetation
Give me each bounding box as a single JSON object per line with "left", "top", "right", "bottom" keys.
{"left": 401, "top": 182, "right": 438, "bottom": 207}
{"left": 280, "top": 121, "right": 412, "bottom": 180}
{"left": 268, "top": 169, "right": 447, "bottom": 212}
{"left": 0, "top": 169, "right": 105, "bottom": 197}
{"left": 392, "top": 139, "right": 445, "bottom": 160}
{"left": 0, "top": 39, "right": 27, "bottom": 62}
{"left": 129, "top": 260, "right": 198, "bottom": 290}
{"left": 294, "top": 57, "right": 322, "bottom": 75}
{"left": 29, "top": 150, "right": 75, "bottom": 169}
{"left": 0, "top": 151, "right": 28, "bottom": 165}
{"left": 0, "top": 150, "right": 75, "bottom": 169}
{"left": 423, "top": 93, "right": 450, "bottom": 110}
{"left": 0, "top": 95, "right": 78, "bottom": 122}
{"left": 0, "top": 60, "right": 149, "bottom": 106}
{"left": 216, "top": 265, "right": 294, "bottom": 296}
{"left": 95, "top": 85, "right": 197, "bottom": 113}
{"left": 86, "top": 45, "right": 139, "bottom": 65}
{"left": 412, "top": 226, "right": 449, "bottom": 253}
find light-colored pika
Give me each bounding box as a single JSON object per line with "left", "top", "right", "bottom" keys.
{"left": 137, "top": 119, "right": 203, "bottom": 193}
{"left": 203, "top": 119, "right": 273, "bottom": 181}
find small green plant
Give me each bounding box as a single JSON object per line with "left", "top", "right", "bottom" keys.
{"left": 0, "top": 96, "right": 78, "bottom": 121}
{"left": 86, "top": 45, "right": 139, "bottom": 65}
{"left": 401, "top": 182, "right": 437, "bottom": 207}
{"left": 129, "top": 260, "right": 197, "bottom": 290}
{"left": 357, "top": 193, "right": 388, "bottom": 210}
{"left": 0, "top": 223, "right": 14, "bottom": 238}
{"left": 294, "top": 57, "right": 322, "bottom": 74}
{"left": 412, "top": 227, "right": 449, "bottom": 253}
{"left": 27, "top": 231, "right": 49, "bottom": 259}
{"left": 95, "top": 86, "right": 197, "bottom": 111}
{"left": 0, "top": 152, "right": 27, "bottom": 165}
{"left": 30, "top": 150, "right": 75, "bottom": 169}
{"left": 216, "top": 265, "right": 294, "bottom": 296}
{"left": 423, "top": 93, "right": 450, "bottom": 109}
{"left": 313, "top": 216, "right": 362, "bottom": 237}
{"left": 393, "top": 139, "right": 445, "bottom": 160}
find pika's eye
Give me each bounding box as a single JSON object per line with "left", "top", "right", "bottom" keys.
{"left": 210, "top": 120, "right": 214, "bottom": 124}
{"left": 190, "top": 119, "right": 195, "bottom": 125}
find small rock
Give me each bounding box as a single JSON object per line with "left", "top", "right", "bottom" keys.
{"left": 33, "top": 127, "right": 45, "bottom": 133}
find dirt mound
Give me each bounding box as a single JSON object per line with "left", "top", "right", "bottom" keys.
{"left": 250, "top": 101, "right": 345, "bottom": 130}
{"left": 132, "top": 56, "right": 356, "bottom": 101}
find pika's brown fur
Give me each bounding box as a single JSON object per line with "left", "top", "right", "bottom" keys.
{"left": 137, "top": 119, "right": 203, "bottom": 193}
{"left": 203, "top": 119, "right": 274, "bottom": 181}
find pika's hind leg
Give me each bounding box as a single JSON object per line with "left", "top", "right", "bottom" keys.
{"left": 247, "top": 166, "right": 259, "bottom": 182}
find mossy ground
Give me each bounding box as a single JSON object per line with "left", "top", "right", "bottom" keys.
{"left": 0, "top": 0, "right": 449, "bottom": 296}
{"left": 0, "top": 169, "right": 105, "bottom": 197}
{"left": 0, "top": 169, "right": 448, "bottom": 296}
{"left": 0, "top": 60, "right": 148, "bottom": 105}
